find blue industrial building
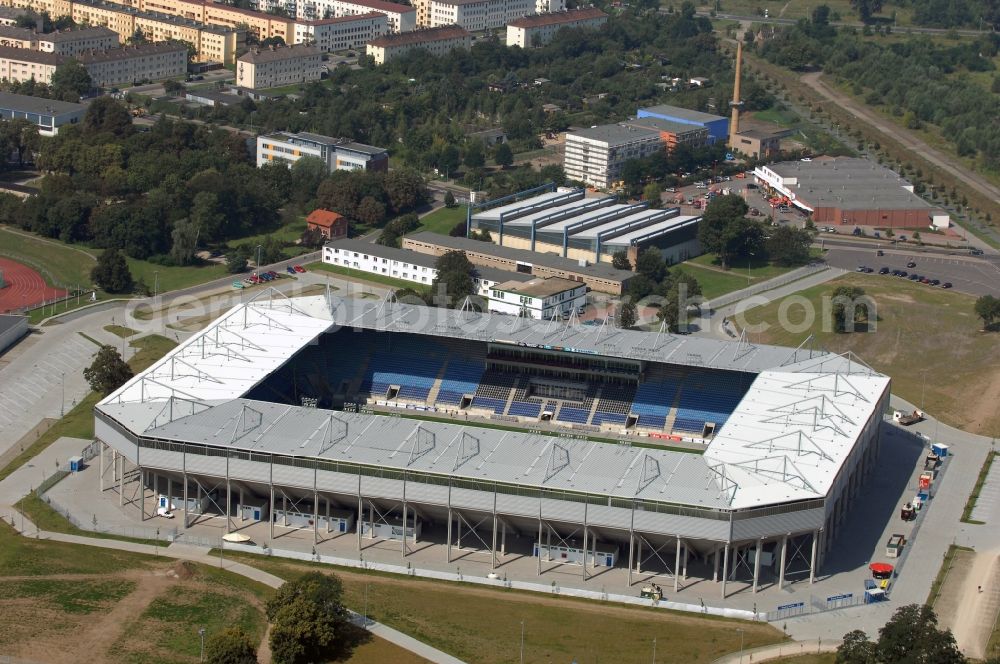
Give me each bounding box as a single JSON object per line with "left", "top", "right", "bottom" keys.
{"left": 637, "top": 104, "right": 729, "bottom": 144}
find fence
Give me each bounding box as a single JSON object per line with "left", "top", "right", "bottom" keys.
{"left": 704, "top": 263, "right": 831, "bottom": 311}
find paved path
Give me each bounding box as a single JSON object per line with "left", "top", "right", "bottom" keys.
{"left": 711, "top": 640, "right": 840, "bottom": 663}
{"left": 801, "top": 72, "right": 1000, "bottom": 208}
{"left": 971, "top": 454, "right": 1000, "bottom": 523}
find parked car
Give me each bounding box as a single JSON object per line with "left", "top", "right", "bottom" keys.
{"left": 908, "top": 274, "right": 921, "bottom": 281}
{"left": 906, "top": 261, "right": 917, "bottom": 268}
{"left": 969, "top": 248, "right": 984, "bottom": 256}
{"left": 286, "top": 266, "right": 297, "bottom": 274}
{"left": 897, "top": 270, "right": 908, "bottom": 278}
{"left": 293, "top": 265, "right": 306, "bottom": 273}
{"left": 876, "top": 250, "right": 884, "bottom": 256}
{"left": 879, "top": 267, "right": 890, "bottom": 274}
{"left": 232, "top": 281, "right": 244, "bottom": 289}
{"left": 929, "top": 279, "right": 940, "bottom": 286}
{"left": 267, "top": 270, "right": 279, "bottom": 278}
{"left": 942, "top": 282, "right": 953, "bottom": 288}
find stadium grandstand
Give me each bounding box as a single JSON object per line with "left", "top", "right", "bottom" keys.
{"left": 94, "top": 291, "right": 889, "bottom": 598}
{"left": 466, "top": 185, "right": 701, "bottom": 266}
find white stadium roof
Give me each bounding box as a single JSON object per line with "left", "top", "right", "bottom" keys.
{"left": 98, "top": 293, "right": 889, "bottom": 511}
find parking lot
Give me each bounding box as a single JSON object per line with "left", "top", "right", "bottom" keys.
{"left": 824, "top": 245, "right": 1000, "bottom": 297}
{"left": 665, "top": 176, "right": 810, "bottom": 228}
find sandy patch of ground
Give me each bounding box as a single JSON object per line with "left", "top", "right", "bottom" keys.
{"left": 942, "top": 550, "right": 1000, "bottom": 659}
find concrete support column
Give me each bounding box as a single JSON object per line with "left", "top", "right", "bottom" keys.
{"left": 269, "top": 481, "right": 275, "bottom": 544}
{"left": 713, "top": 544, "right": 719, "bottom": 582}
{"left": 118, "top": 454, "right": 124, "bottom": 507}
{"left": 809, "top": 529, "right": 819, "bottom": 584}
{"left": 683, "top": 541, "right": 688, "bottom": 580}
{"left": 446, "top": 507, "right": 452, "bottom": 563}
{"left": 99, "top": 443, "right": 104, "bottom": 492}
{"left": 501, "top": 522, "right": 507, "bottom": 557}
{"left": 313, "top": 490, "right": 319, "bottom": 545}
{"left": 752, "top": 538, "right": 762, "bottom": 594}
{"left": 674, "top": 536, "right": 681, "bottom": 592}
{"left": 778, "top": 534, "right": 788, "bottom": 590}
{"left": 627, "top": 534, "right": 634, "bottom": 587}
{"left": 636, "top": 536, "right": 642, "bottom": 574}
{"left": 239, "top": 486, "right": 244, "bottom": 522}
{"left": 721, "top": 544, "right": 730, "bottom": 599}
{"left": 536, "top": 518, "right": 543, "bottom": 576}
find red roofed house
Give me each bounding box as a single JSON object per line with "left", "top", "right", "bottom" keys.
{"left": 307, "top": 209, "right": 348, "bottom": 240}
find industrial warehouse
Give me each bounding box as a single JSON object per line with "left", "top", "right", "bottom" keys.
{"left": 93, "top": 291, "right": 889, "bottom": 600}
{"left": 753, "top": 158, "right": 952, "bottom": 229}
{"left": 463, "top": 186, "right": 702, "bottom": 267}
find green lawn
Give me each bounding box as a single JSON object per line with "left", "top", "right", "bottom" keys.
{"left": 311, "top": 262, "right": 429, "bottom": 293}
{"left": 768, "top": 655, "right": 836, "bottom": 664}
{"left": 0, "top": 335, "right": 177, "bottom": 484}
{"left": 416, "top": 206, "right": 467, "bottom": 236}
{"left": 742, "top": 274, "right": 1000, "bottom": 435}
{"left": 0, "top": 226, "right": 96, "bottom": 288}
{"left": 678, "top": 254, "right": 804, "bottom": 301}
{"left": 226, "top": 218, "right": 311, "bottom": 259}
{"left": 0, "top": 578, "right": 136, "bottom": 615}
{"left": 230, "top": 557, "right": 787, "bottom": 664}
{"left": 126, "top": 257, "right": 230, "bottom": 294}
{"left": 104, "top": 325, "right": 137, "bottom": 338}
{"left": 0, "top": 520, "right": 152, "bottom": 577}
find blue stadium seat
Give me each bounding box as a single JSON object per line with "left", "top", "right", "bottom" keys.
{"left": 508, "top": 401, "right": 542, "bottom": 418}
{"left": 436, "top": 358, "right": 486, "bottom": 406}
{"left": 557, "top": 407, "right": 590, "bottom": 424}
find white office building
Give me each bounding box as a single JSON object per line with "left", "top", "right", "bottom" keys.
{"left": 261, "top": 0, "right": 416, "bottom": 32}
{"left": 257, "top": 131, "right": 389, "bottom": 172}
{"left": 323, "top": 238, "right": 531, "bottom": 297}
{"left": 425, "top": 0, "right": 561, "bottom": 31}
{"left": 563, "top": 124, "right": 663, "bottom": 189}
{"left": 487, "top": 277, "right": 586, "bottom": 319}
{"left": 294, "top": 12, "right": 388, "bottom": 51}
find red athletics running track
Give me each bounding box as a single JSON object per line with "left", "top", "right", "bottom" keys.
{"left": 0, "top": 257, "right": 67, "bottom": 313}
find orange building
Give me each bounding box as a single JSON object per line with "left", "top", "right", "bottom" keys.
{"left": 306, "top": 209, "right": 348, "bottom": 239}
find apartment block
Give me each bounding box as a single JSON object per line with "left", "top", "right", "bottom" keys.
{"left": 365, "top": 23, "right": 468, "bottom": 65}
{"left": 256, "top": 131, "right": 388, "bottom": 172}
{"left": 236, "top": 43, "right": 322, "bottom": 89}
{"left": 563, "top": 124, "right": 663, "bottom": 189}
{"left": 295, "top": 12, "right": 386, "bottom": 51}
{"left": 505, "top": 7, "right": 605, "bottom": 48}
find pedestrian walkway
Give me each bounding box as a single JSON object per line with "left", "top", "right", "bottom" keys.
{"left": 711, "top": 640, "right": 840, "bottom": 663}
{"left": 970, "top": 453, "right": 1000, "bottom": 523}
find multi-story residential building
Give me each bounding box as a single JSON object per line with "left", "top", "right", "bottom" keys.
{"left": 0, "top": 45, "right": 57, "bottom": 82}
{"left": 416, "top": 0, "right": 559, "bottom": 27}
{"left": 236, "top": 43, "right": 321, "bottom": 89}
{"left": 0, "top": 25, "right": 35, "bottom": 47}
{"left": 256, "top": 131, "right": 388, "bottom": 172}
{"left": 487, "top": 276, "right": 586, "bottom": 319}
{"left": 0, "top": 40, "right": 186, "bottom": 86}
{"left": 294, "top": 12, "right": 386, "bottom": 51}
{"left": 37, "top": 26, "right": 119, "bottom": 53}
{"left": 0, "top": 0, "right": 239, "bottom": 63}
{"left": 0, "top": 6, "right": 26, "bottom": 25}
{"left": 253, "top": 0, "right": 414, "bottom": 32}
{"left": 0, "top": 90, "right": 84, "bottom": 135}
{"left": 365, "top": 24, "right": 468, "bottom": 65}
{"left": 505, "top": 7, "right": 605, "bottom": 48}
{"left": 563, "top": 124, "right": 663, "bottom": 189}
{"left": 78, "top": 41, "right": 186, "bottom": 86}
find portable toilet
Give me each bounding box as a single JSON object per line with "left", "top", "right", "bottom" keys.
{"left": 931, "top": 443, "right": 949, "bottom": 457}
{"left": 68, "top": 456, "right": 84, "bottom": 473}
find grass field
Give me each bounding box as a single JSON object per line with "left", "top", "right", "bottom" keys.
{"left": 232, "top": 557, "right": 786, "bottom": 664}
{"left": 104, "top": 325, "right": 137, "bottom": 338}
{"left": 312, "top": 261, "right": 430, "bottom": 293}
{"left": 225, "top": 218, "right": 311, "bottom": 259}
{"left": 741, "top": 273, "right": 1000, "bottom": 435}
{"left": 768, "top": 655, "right": 836, "bottom": 664}
{"left": 416, "top": 205, "right": 467, "bottom": 236}
{"left": 0, "top": 334, "right": 176, "bottom": 484}
{"left": 0, "top": 520, "right": 276, "bottom": 664}
{"left": 0, "top": 226, "right": 96, "bottom": 288}
{"left": 126, "top": 257, "right": 230, "bottom": 294}
{"left": 677, "top": 254, "right": 804, "bottom": 301}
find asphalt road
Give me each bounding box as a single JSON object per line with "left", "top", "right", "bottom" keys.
{"left": 824, "top": 245, "right": 1000, "bottom": 296}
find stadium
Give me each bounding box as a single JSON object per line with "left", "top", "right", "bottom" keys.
{"left": 94, "top": 291, "right": 889, "bottom": 599}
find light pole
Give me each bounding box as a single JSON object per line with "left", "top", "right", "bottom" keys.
{"left": 652, "top": 637, "right": 657, "bottom": 664}
{"left": 60, "top": 372, "right": 65, "bottom": 417}
{"left": 153, "top": 270, "right": 159, "bottom": 299}
{"left": 737, "top": 628, "right": 745, "bottom": 663}
{"left": 198, "top": 627, "right": 206, "bottom": 661}
{"left": 363, "top": 582, "right": 369, "bottom": 627}
{"left": 520, "top": 620, "right": 525, "bottom": 664}
{"left": 256, "top": 244, "right": 263, "bottom": 278}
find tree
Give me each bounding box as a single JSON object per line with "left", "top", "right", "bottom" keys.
{"left": 83, "top": 345, "right": 134, "bottom": 396}
{"left": 356, "top": 196, "right": 386, "bottom": 227}
{"left": 163, "top": 79, "right": 185, "bottom": 94}
{"left": 463, "top": 141, "right": 485, "bottom": 170}
{"left": 836, "top": 630, "right": 877, "bottom": 664}
{"left": 766, "top": 225, "right": 813, "bottom": 266}
{"left": 377, "top": 213, "right": 420, "bottom": 248}
{"left": 299, "top": 226, "right": 325, "bottom": 249}
{"left": 431, "top": 250, "right": 476, "bottom": 307}
{"left": 656, "top": 270, "right": 703, "bottom": 332}
{"left": 831, "top": 285, "right": 870, "bottom": 333}
{"left": 91, "top": 247, "right": 134, "bottom": 293}
{"left": 225, "top": 246, "right": 249, "bottom": 273}
{"left": 50, "top": 59, "right": 92, "bottom": 100}
{"left": 643, "top": 182, "right": 662, "bottom": 208}
{"left": 619, "top": 298, "right": 637, "bottom": 329}
{"left": 698, "top": 195, "right": 752, "bottom": 268}
{"left": 494, "top": 142, "right": 513, "bottom": 169}
{"left": 635, "top": 247, "right": 667, "bottom": 283}
{"left": 83, "top": 96, "right": 133, "bottom": 137}
{"left": 443, "top": 191, "right": 456, "bottom": 208}
{"left": 266, "top": 571, "right": 366, "bottom": 664}
{"left": 205, "top": 627, "right": 258, "bottom": 664}
{"left": 611, "top": 250, "right": 632, "bottom": 271}
{"left": 875, "top": 604, "right": 964, "bottom": 664}
{"left": 126, "top": 27, "right": 148, "bottom": 45}
{"left": 170, "top": 217, "right": 200, "bottom": 265}
{"left": 850, "top": 0, "right": 883, "bottom": 22}
{"left": 974, "top": 295, "right": 1000, "bottom": 329}
{"left": 190, "top": 192, "right": 226, "bottom": 242}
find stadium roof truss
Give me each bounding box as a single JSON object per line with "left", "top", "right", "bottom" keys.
{"left": 98, "top": 295, "right": 890, "bottom": 512}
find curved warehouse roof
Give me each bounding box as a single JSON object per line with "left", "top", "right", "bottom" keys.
{"left": 98, "top": 294, "right": 889, "bottom": 511}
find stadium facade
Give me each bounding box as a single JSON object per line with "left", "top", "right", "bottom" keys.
{"left": 94, "top": 292, "right": 889, "bottom": 598}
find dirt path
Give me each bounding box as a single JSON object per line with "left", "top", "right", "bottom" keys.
{"left": 800, "top": 72, "right": 1000, "bottom": 206}
{"left": 948, "top": 550, "right": 1000, "bottom": 659}
{"left": 258, "top": 623, "right": 273, "bottom": 664}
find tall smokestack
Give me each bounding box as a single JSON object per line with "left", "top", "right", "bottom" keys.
{"left": 728, "top": 41, "right": 744, "bottom": 149}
